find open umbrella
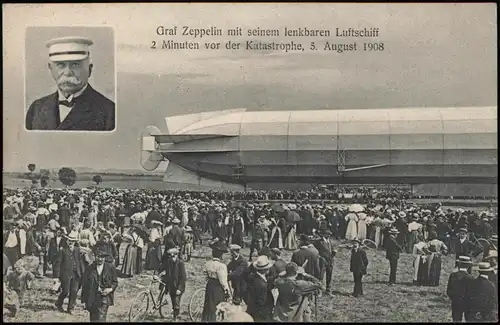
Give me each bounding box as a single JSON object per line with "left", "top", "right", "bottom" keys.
{"left": 349, "top": 204, "right": 364, "bottom": 213}
{"left": 285, "top": 210, "right": 301, "bottom": 223}
{"left": 271, "top": 203, "right": 285, "bottom": 213}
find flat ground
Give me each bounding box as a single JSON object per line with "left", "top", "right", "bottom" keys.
{"left": 10, "top": 235, "right": 464, "bottom": 323}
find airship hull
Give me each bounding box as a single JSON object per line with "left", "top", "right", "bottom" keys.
{"left": 142, "top": 107, "right": 497, "bottom": 196}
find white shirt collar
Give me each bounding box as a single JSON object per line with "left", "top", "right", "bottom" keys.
{"left": 58, "top": 83, "right": 88, "bottom": 102}
{"left": 96, "top": 263, "right": 104, "bottom": 274}
{"left": 257, "top": 272, "right": 267, "bottom": 282}
{"left": 480, "top": 274, "right": 489, "bottom": 279}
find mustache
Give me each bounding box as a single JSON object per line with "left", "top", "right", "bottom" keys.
{"left": 57, "top": 76, "right": 82, "bottom": 86}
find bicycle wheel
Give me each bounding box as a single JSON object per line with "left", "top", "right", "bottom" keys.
{"left": 158, "top": 287, "right": 170, "bottom": 319}
{"left": 362, "top": 239, "right": 377, "bottom": 250}
{"left": 129, "top": 291, "right": 150, "bottom": 322}
{"left": 189, "top": 288, "right": 205, "bottom": 322}
{"left": 477, "top": 238, "right": 489, "bottom": 249}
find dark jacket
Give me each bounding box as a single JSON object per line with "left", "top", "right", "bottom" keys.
{"left": 350, "top": 249, "right": 368, "bottom": 275}
{"left": 385, "top": 236, "right": 402, "bottom": 260}
{"left": 466, "top": 276, "right": 497, "bottom": 320}
{"left": 160, "top": 257, "right": 187, "bottom": 294}
{"left": 59, "top": 247, "right": 87, "bottom": 282}
{"left": 81, "top": 262, "right": 118, "bottom": 309}
{"left": 246, "top": 273, "right": 274, "bottom": 321}
{"left": 291, "top": 247, "right": 321, "bottom": 279}
{"left": 228, "top": 255, "right": 249, "bottom": 289}
{"left": 26, "top": 85, "right": 115, "bottom": 131}
{"left": 48, "top": 236, "right": 66, "bottom": 264}
{"left": 446, "top": 270, "right": 474, "bottom": 307}
{"left": 454, "top": 239, "right": 472, "bottom": 257}
{"left": 169, "top": 225, "right": 184, "bottom": 248}
{"left": 213, "top": 222, "right": 228, "bottom": 241}
{"left": 313, "top": 238, "right": 336, "bottom": 265}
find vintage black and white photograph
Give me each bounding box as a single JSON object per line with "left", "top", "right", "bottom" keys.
{"left": 24, "top": 26, "right": 116, "bottom": 132}
{"left": 3, "top": 3, "right": 498, "bottom": 323}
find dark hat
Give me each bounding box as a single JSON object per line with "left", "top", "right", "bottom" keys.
{"left": 456, "top": 256, "right": 473, "bottom": 265}
{"left": 210, "top": 241, "right": 227, "bottom": 252}
{"left": 299, "top": 234, "right": 310, "bottom": 243}
{"left": 96, "top": 248, "right": 111, "bottom": 257}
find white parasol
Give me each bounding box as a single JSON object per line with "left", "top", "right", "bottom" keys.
{"left": 349, "top": 204, "right": 365, "bottom": 213}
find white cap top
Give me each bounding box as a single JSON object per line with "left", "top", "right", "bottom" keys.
{"left": 46, "top": 36, "right": 93, "bottom": 62}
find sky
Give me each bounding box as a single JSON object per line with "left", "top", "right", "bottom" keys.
{"left": 3, "top": 3, "right": 497, "bottom": 172}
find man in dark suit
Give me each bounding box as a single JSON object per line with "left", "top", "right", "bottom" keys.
{"left": 246, "top": 255, "right": 275, "bottom": 322}
{"left": 350, "top": 238, "right": 369, "bottom": 297}
{"left": 168, "top": 218, "right": 184, "bottom": 249}
{"left": 291, "top": 235, "right": 321, "bottom": 280}
{"left": 313, "top": 229, "right": 337, "bottom": 295}
{"left": 227, "top": 244, "right": 249, "bottom": 305}
{"left": 158, "top": 247, "right": 186, "bottom": 321}
{"left": 454, "top": 228, "right": 473, "bottom": 264}
{"left": 446, "top": 256, "right": 474, "bottom": 322}
{"left": 25, "top": 36, "right": 115, "bottom": 131}
{"left": 384, "top": 228, "right": 403, "bottom": 285}
{"left": 213, "top": 215, "right": 228, "bottom": 243}
{"left": 81, "top": 248, "right": 118, "bottom": 322}
{"left": 56, "top": 234, "right": 87, "bottom": 314}
{"left": 466, "top": 262, "right": 498, "bottom": 322}
{"left": 48, "top": 227, "right": 66, "bottom": 280}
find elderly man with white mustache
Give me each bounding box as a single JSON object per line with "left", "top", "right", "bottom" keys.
{"left": 26, "top": 36, "right": 115, "bottom": 131}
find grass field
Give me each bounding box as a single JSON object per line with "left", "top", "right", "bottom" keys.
{"left": 9, "top": 234, "right": 462, "bottom": 323}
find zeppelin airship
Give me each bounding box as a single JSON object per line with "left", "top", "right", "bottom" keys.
{"left": 141, "top": 106, "right": 497, "bottom": 197}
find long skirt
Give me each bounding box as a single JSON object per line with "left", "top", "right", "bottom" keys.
{"left": 357, "top": 221, "right": 367, "bottom": 240}
{"left": 285, "top": 228, "right": 298, "bottom": 251}
{"left": 201, "top": 278, "right": 225, "bottom": 322}
{"left": 374, "top": 227, "right": 384, "bottom": 248}
{"left": 416, "top": 256, "right": 429, "bottom": 285}
{"left": 121, "top": 245, "right": 141, "bottom": 277}
{"left": 345, "top": 221, "right": 357, "bottom": 241}
{"left": 144, "top": 243, "right": 162, "bottom": 271}
{"left": 427, "top": 253, "right": 441, "bottom": 287}
{"left": 4, "top": 247, "right": 19, "bottom": 268}
{"left": 407, "top": 231, "right": 419, "bottom": 253}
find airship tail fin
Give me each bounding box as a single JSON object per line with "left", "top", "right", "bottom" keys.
{"left": 165, "top": 108, "right": 247, "bottom": 134}
{"left": 141, "top": 125, "right": 164, "bottom": 171}
{"left": 163, "top": 160, "right": 245, "bottom": 190}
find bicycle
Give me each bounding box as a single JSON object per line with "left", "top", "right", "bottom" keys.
{"left": 338, "top": 238, "right": 378, "bottom": 250}
{"left": 128, "top": 275, "right": 170, "bottom": 322}
{"left": 188, "top": 287, "right": 205, "bottom": 322}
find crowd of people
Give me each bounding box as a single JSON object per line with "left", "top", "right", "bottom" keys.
{"left": 2, "top": 187, "right": 498, "bottom": 322}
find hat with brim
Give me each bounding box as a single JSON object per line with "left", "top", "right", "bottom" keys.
{"left": 65, "top": 233, "right": 79, "bottom": 242}
{"left": 210, "top": 241, "right": 228, "bottom": 252}
{"left": 229, "top": 244, "right": 241, "bottom": 251}
{"left": 151, "top": 220, "right": 162, "bottom": 227}
{"left": 253, "top": 255, "right": 274, "bottom": 270}
{"left": 491, "top": 234, "right": 498, "bottom": 240}
{"left": 389, "top": 228, "right": 400, "bottom": 235}
{"left": 456, "top": 255, "right": 473, "bottom": 265}
{"left": 477, "top": 262, "right": 493, "bottom": 272}
{"left": 483, "top": 250, "right": 498, "bottom": 261}
{"left": 167, "top": 248, "right": 179, "bottom": 255}
{"left": 459, "top": 228, "right": 468, "bottom": 234}
{"left": 96, "top": 248, "right": 111, "bottom": 258}
{"left": 172, "top": 218, "right": 181, "bottom": 224}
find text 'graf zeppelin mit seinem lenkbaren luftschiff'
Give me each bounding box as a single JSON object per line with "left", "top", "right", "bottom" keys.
{"left": 152, "top": 26, "right": 384, "bottom": 53}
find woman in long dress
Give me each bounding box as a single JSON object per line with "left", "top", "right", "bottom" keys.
{"left": 412, "top": 236, "right": 429, "bottom": 286}
{"left": 345, "top": 213, "right": 359, "bottom": 241}
{"left": 284, "top": 223, "right": 298, "bottom": 251}
{"left": 121, "top": 226, "right": 144, "bottom": 277}
{"left": 426, "top": 233, "right": 448, "bottom": 287}
{"left": 144, "top": 221, "right": 162, "bottom": 271}
{"left": 201, "top": 243, "right": 230, "bottom": 321}
{"left": 357, "top": 213, "right": 368, "bottom": 240}
{"left": 268, "top": 219, "right": 284, "bottom": 249}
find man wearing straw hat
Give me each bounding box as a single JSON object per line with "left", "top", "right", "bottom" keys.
{"left": 465, "top": 262, "right": 498, "bottom": 322}
{"left": 81, "top": 247, "right": 118, "bottom": 322}
{"left": 56, "top": 233, "right": 87, "bottom": 314}
{"left": 446, "top": 256, "right": 474, "bottom": 322}
{"left": 385, "top": 228, "right": 403, "bottom": 285}
{"left": 246, "top": 255, "right": 275, "bottom": 322}
{"left": 26, "top": 36, "right": 115, "bottom": 131}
